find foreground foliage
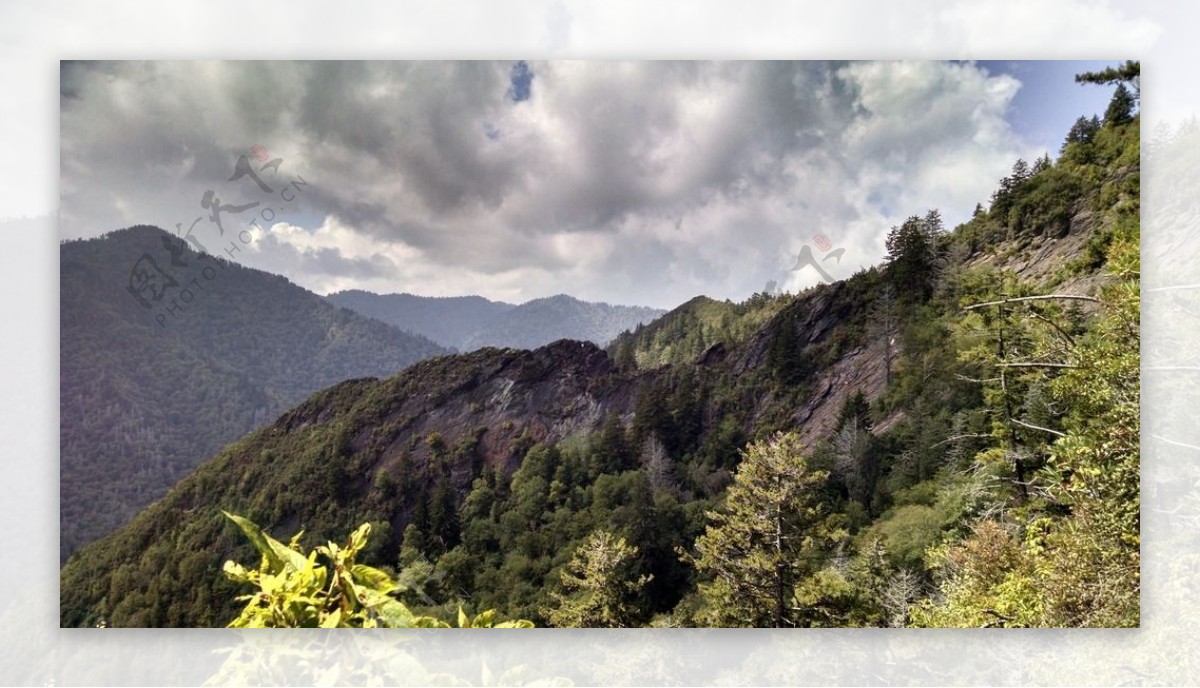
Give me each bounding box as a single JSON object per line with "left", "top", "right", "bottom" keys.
{"left": 222, "top": 512, "right": 532, "bottom": 628}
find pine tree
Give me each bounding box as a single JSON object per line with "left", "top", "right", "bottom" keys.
{"left": 693, "top": 431, "right": 846, "bottom": 627}
{"left": 1076, "top": 60, "right": 1140, "bottom": 99}
{"left": 766, "top": 307, "right": 808, "bottom": 386}
{"left": 428, "top": 475, "right": 459, "bottom": 554}
{"left": 885, "top": 215, "right": 936, "bottom": 302}
{"left": 833, "top": 420, "right": 872, "bottom": 506}
{"left": 1104, "top": 84, "right": 1135, "bottom": 126}
{"left": 837, "top": 391, "right": 872, "bottom": 432}
{"left": 397, "top": 523, "right": 428, "bottom": 568}
{"left": 1010, "top": 158, "right": 1031, "bottom": 185}
{"left": 592, "top": 413, "right": 633, "bottom": 475}
{"left": 547, "top": 530, "right": 651, "bottom": 628}
{"left": 1064, "top": 116, "right": 1091, "bottom": 148}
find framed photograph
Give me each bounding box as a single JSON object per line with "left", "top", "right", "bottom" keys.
{"left": 59, "top": 60, "right": 1140, "bottom": 631}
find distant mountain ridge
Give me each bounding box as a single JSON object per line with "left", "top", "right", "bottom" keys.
{"left": 59, "top": 226, "right": 449, "bottom": 560}
{"left": 326, "top": 290, "right": 665, "bottom": 352}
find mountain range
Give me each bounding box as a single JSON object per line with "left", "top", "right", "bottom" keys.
{"left": 325, "top": 290, "right": 664, "bottom": 352}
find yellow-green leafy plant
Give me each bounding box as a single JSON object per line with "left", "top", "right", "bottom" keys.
{"left": 221, "top": 511, "right": 532, "bottom": 628}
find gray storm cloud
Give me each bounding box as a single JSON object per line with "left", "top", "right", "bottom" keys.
{"left": 60, "top": 60, "right": 1033, "bottom": 308}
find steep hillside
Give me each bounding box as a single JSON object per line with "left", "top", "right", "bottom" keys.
{"left": 607, "top": 294, "right": 789, "bottom": 370}
{"left": 327, "top": 290, "right": 664, "bottom": 352}
{"left": 61, "top": 107, "right": 1139, "bottom": 628}
{"left": 60, "top": 227, "right": 448, "bottom": 559}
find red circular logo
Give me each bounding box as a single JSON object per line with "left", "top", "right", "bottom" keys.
{"left": 813, "top": 233, "right": 832, "bottom": 252}
{"left": 251, "top": 144, "right": 269, "bottom": 162}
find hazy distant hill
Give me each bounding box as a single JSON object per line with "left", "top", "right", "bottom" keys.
{"left": 324, "top": 291, "right": 516, "bottom": 349}
{"left": 327, "top": 290, "right": 665, "bottom": 351}
{"left": 59, "top": 226, "right": 448, "bottom": 559}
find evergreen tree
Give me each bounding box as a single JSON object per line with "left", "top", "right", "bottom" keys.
{"left": 837, "top": 391, "right": 872, "bottom": 432}
{"left": 870, "top": 284, "right": 899, "bottom": 388}
{"left": 547, "top": 530, "right": 650, "bottom": 628}
{"left": 1063, "top": 116, "right": 1101, "bottom": 151}
{"left": 766, "top": 307, "right": 808, "bottom": 386}
{"left": 1010, "top": 158, "right": 1031, "bottom": 185}
{"left": 668, "top": 370, "right": 704, "bottom": 455}
{"left": 693, "top": 432, "right": 846, "bottom": 627}
{"left": 1076, "top": 60, "right": 1140, "bottom": 99}
{"left": 923, "top": 208, "right": 944, "bottom": 237}
{"left": 592, "top": 413, "right": 634, "bottom": 475}
{"left": 428, "top": 475, "right": 459, "bottom": 554}
{"left": 833, "top": 419, "right": 872, "bottom": 506}
{"left": 1104, "top": 84, "right": 1135, "bottom": 126}
{"left": 397, "top": 522, "right": 429, "bottom": 568}
{"left": 885, "top": 215, "right": 936, "bottom": 302}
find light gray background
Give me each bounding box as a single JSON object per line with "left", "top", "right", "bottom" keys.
{"left": 2, "top": 1, "right": 1196, "bottom": 685}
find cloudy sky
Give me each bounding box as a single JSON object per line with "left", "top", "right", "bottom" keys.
{"left": 60, "top": 60, "right": 1122, "bottom": 309}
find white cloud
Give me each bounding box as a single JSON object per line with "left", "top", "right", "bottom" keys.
{"left": 62, "top": 60, "right": 1044, "bottom": 308}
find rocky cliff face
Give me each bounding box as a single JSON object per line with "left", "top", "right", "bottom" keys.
{"left": 355, "top": 341, "right": 636, "bottom": 479}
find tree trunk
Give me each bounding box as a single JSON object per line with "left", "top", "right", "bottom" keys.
{"left": 774, "top": 505, "right": 784, "bottom": 628}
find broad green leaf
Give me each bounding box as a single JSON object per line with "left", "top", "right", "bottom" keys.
{"left": 350, "top": 564, "right": 399, "bottom": 595}
{"left": 287, "top": 529, "right": 306, "bottom": 551}
{"left": 223, "top": 511, "right": 283, "bottom": 572}
{"left": 362, "top": 591, "right": 418, "bottom": 628}
{"left": 222, "top": 511, "right": 309, "bottom": 574}
{"left": 320, "top": 608, "right": 343, "bottom": 628}
{"left": 347, "top": 523, "right": 371, "bottom": 556}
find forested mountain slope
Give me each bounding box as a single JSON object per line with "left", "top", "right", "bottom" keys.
{"left": 61, "top": 94, "right": 1139, "bottom": 628}
{"left": 60, "top": 227, "right": 448, "bottom": 559}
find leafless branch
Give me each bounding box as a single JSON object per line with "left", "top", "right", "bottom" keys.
{"left": 1012, "top": 418, "right": 1066, "bottom": 437}
{"left": 998, "top": 362, "right": 1078, "bottom": 369}
{"left": 930, "top": 433, "right": 993, "bottom": 449}
{"left": 962, "top": 294, "right": 1100, "bottom": 312}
